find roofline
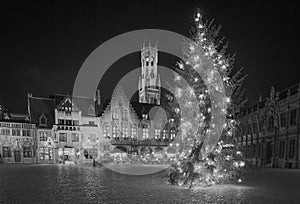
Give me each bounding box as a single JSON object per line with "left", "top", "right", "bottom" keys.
{"left": 50, "top": 93, "right": 94, "bottom": 100}
{"left": 277, "top": 82, "right": 300, "bottom": 94}
{"left": 29, "top": 95, "right": 55, "bottom": 101}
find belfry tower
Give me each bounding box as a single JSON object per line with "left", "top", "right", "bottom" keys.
{"left": 138, "top": 42, "right": 161, "bottom": 105}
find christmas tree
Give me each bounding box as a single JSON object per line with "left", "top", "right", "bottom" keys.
{"left": 166, "top": 11, "right": 247, "bottom": 188}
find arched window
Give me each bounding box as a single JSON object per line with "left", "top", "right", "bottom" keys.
{"left": 39, "top": 114, "right": 47, "bottom": 127}
{"left": 88, "top": 105, "right": 95, "bottom": 116}
{"left": 121, "top": 108, "right": 128, "bottom": 121}
{"left": 112, "top": 109, "right": 118, "bottom": 120}
{"left": 112, "top": 124, "right": 117, "bottom": 138}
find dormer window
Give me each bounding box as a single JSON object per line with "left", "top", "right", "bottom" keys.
{"left": 142, "top": 114, "right": 148, "bottom": 120}
{"left": 39, "top": 114, "right": 47, "bottom": 127}
{"left": 88, "top": 105, "right": 95, "bottom": 116}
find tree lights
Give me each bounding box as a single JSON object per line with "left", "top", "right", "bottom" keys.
{"left": 166, "top": 11, "right": 247, "bottom": 188}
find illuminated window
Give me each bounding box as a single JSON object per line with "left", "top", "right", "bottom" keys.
{"left": 121, "top": 124, "right": 128, "bottom": 138}
{"left": 40, "top": 132, "right": 47, "bottom": 141}
{"left": 155, "top": 129, "right": 160, "bottom": 139}
{"left": 23, "top": 147, "right": 32, "bottom": 157}
{"left": 122, "top": 109, "right": 128, "bottom": 121}
{"left": 171, "top": 129, "right": 175, "bottom": 140}
{"left": 163, "top": 130, "right": 167, "bottom": 139}
{"left": 59, "top": 133, "right": 67, "bottom": 142}
{"left": 131, "top": 125, "right": 137, "bottom": 138}
{"left": 112, "top": 109, "right": 118, "bottom": 120}
{"left": 2, "top": 146, "right": 11, "bottom": 158}
{"left": 112, "top": 125, "right": 117, "bottom": 138}
{"left": 103, "top": 125, "right": 110, "bottom": 138}
{"left": 142, "top": 127, "right": 149, "bottom": 139}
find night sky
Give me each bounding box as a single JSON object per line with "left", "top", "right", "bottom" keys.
{"left": 1, "top": 1, "right": 300, "bottom": 113}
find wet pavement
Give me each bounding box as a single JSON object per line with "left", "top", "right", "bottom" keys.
{"left": 0, "top": 164, "right": 300, "bottom": 204}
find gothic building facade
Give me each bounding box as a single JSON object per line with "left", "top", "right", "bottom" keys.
{"left": 0, "top": 44, "right": 176, "bottom": 164}
{"left": 97, "top": 44, "right": 175, "bottom": 158}
{"left": 27, "top": 93, "right": 103, "bottom": 164}
{"left": 237, "top": 83, "right": 300, "bottom": 169}
{"left": 0, "top": 107, "right": 36, "bottom": 164}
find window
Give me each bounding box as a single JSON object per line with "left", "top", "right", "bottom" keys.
{"left": 142, "top": 114, "right": 148, "bottom": 120}
{"left": 131, "top": 126, "right": 137, "bottom": 138}
{"left": 66, "top": 120, "right": 72, "bottom": 126}
{"left": 121, "top": 124, "right": 128, "bottom": 138}
{"left": 71, "top": 133, "right": 79, "bottom": 142}
{"left": 89, "top": 121, "right": 95, "bottom": 126}
{"left": 1, "top": 129, "right": 10, "bottom": 136}
{"left": 162, "top": 130, "right": 167, "bottom": 139}
{"left": 268, "top": 116, "right": 274, "bottom": 129}
{"left": 253, "top": 123, "right": 257, "bottom": 133}
{"left": 73, "top": 120, "right": 79, "bottom": 126}
{"left": 112, "top": 110, "right": 118, "bottom": 120}
{"left": 40, "top": 132, "right": 47, "bottom": 141}
{"left": 142, "top": 127, "right": 149, "bottom": 139}
{"left": 259, "top": 122, "right": 263, "bottom": 132}
{"left": 112, "top": 125, "right": 117, "bottom": 138}
{"left": 289, "top": 140, "right": 296, "bottom": 159}
{"left": 39, "top": 114, "right": 47, "bottom": 126}
{"left": 279, "top": 141, "right": 285, "bottom": 159}
{"left": 103, "top": 125, "right": 110, "bottom": 138}
{"left": 23, "top": 147, "right": 32, "bottom": 157}
{"left": 290, "top": 109, "right": 297, "bottom": 126}
{"left": 84, "top": 149, "right": 98, "bottom": 159}
{"left": 155, "top": 129, "right": 160, "bottom": 139}
{"left": 39, "top": 147, "right": 53, "bottom": 161}
{"left": 2, "top": 146, "right": 11, "bottom": 157}
{"left": 88, "top": 105, "right": 95, "bottom": 116}
{"left": 58, "top": 119, "right": 64, "bottom": 125}
{"left": 171, "top": 129, "right": 175, "bottom": 140}
{"left": 59, "top": 133, "right": 67, "bottom": 142}
{"left": 280, "top": 112, "right": 287, "bottom": 127}
{"left": 253, "top": 144, "right": 257, "bottom": 157}
{"left": 121, "top": 109, "right": 128, "bottom": 121}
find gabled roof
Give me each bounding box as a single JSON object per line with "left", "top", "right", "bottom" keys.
{"left": 50, "top": 94, "right": 96, "bottom": 117}
{"left": 28, "top": 96, "right": 55, "bottom": 128}
{"left": 1, "top": 112, "right": 31, "bottom": 123}
{"left": 131, "top": 102, "right": 161, "bottom": 120}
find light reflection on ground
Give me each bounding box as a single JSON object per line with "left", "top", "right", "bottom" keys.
{"left": 0, "top": 164, "right": 300, "bottom": 204}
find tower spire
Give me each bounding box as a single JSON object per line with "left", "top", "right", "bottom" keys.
{"left": 138, "top": 42, "right": 161, "bottom": 105}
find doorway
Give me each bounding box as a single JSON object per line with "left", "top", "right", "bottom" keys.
{"left": 14, "top": 150, "right": 21, "bottom": 162}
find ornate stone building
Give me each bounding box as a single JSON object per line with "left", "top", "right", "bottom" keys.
{"left": 97, "top": 44, "right": 176, "bottom": 159}
{"left": 237, "top": 83, "right": 300, "bottom": 168}
{"left": 0, "top": 106, "right": 36, "bottom": 163}
{"left": 28, "top": 93, "right": 103, "bottom": 164}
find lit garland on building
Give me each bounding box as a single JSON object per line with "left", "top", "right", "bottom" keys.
{"left": 166, "top": 11, "right": 247, "bottom": 188}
